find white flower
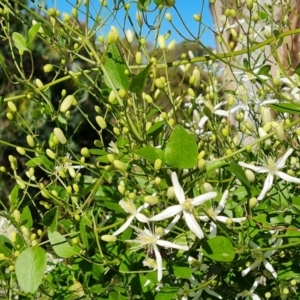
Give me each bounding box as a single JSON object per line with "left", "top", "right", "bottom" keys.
{"left": 150, "top": 172, "right": 217, "bottom": 239}
{"left": 199, "top": 190, "right": 246, "bottom": 237}
{"left": 126, "top": 226, "right": 189, "bottom": 281}
{"left": 233, "top": 65, "right": 269, "bottom": 84}
{"left": 280, "top": 74, "right": 300, "bottom": 101}
{"left": 241, "top": 238, "right": 282, "bottom": 278}
{"left": 112, "top": 200, "right": 149, "bottom": 236}
{"left": 238, "top": 148, "right": 300, "bottom": 201}
{"left": 236, "top": 277, "right": 263, "bottom": 300}
{"left": 188, "top": 253, "right": 208, "bottom": 273}
{"left": 55, "top": 152, "right": 84, "bottom": 172}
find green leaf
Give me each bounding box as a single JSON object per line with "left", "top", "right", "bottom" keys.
{"left": 155, "top": 287, "right": 178, "bottom": 300}
{"left": 9, "top": 184, "right": 19, "bottom": 207}
{"left": 202, "top": 236, "right": 235, "bottom": 262}
{"left": 137, "top": 0, "right": 151, "bottom": 11}
{"left": 258, "top": 65, "right": 271, "bottom": 77}
{"left": 43, "top": 207, "right": 58, "bottom": 232}
{"left": 21, "top": 206, "right": 33, "bottom": 228}
{"left": 48, "top": 231, "right": 79, "bottom": 258}
{"left": 0, "top": 235, "right": 13, "bottom": 256}
{"left": 206, "top": 160, "right": 228, "bottom": 173}
{"left": 104, "top": 44, "right": 129, "bottom": 90}
{"left": 80, "top": 216, "right": 89, "bottom": 248}
{"left": 15, "top": 246, "right": 47, "bottom": 294}
{"left": 270, "top": 103, "right": 300, "bottom": 115}
{"left": 12, "top": 32, "right": 29, "bottom": 51}
{"left": 173, "top": 266, "right": 192, "bottom": 279}
{"left": 129, "top": 63, "right": 152, "bottom": 94}
{"left": 165, "top": 125, "right": 198, "bottom": 169}
{"left": 146, "top": 120, "right": 165, "bottom": 135}
{"left": 295, "top": 63, "right": 300, "bottom": 77}
{"left": 224, "top": 162, "right": 250, "bottom": 188}
{"left": 135, "top": 147, "right": 164, "bottom": 162}
{"left": 27, "top": 22, "right": 41, "bottom": 49}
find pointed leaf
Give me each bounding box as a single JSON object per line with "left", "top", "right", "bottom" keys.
{"left": 12, "top": 32, "right": 29, "bottom": 51}
{"left": 202, "top": 236, "right": 235, "bottom": 262}
{"left": 135, "top": 147, "right": 164, "bottom": 162}
{"left": 43, "top": 207, "right": 58, "bottom": 232}
{"left": 270, "top": 103, "right": 300, "bottom": 115}
{"left": 129, "top": 63, "right": 152, "bottom": 94}
{"left": 27, "top": 22, "right": 41, "bottom": 49}
{"left": 165, "top": 125, "right": 198, "bottom": 169}
{"left": 224, "top": 162, "right": 250, "bottom": 188}
{"left": 15, "top": 246, "right": 47, "bottom": 293}
{"left": 206, "top": 160, "right": 228, "bottom": 173}
{"left": 80, "top": 216, "right": 89, "bottom": 248}
{"left": 104, "top": 44, "right": 129, "bottom": 90}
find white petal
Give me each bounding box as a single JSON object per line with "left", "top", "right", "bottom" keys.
{"left": 183, "top": 211, "right": 204, "bottom": 239}
{"left": 204, "top": 287, "right": 223, "bottom": 299}
{"left": 251, "top": 294, "right": 261, "bottom": 300}
{"left": 154, "top": 245, "right": 163, "bottom": 281}
{"left": 136, "top": 213, "right": 149, "bottom": 223}
{"left": 164, "top": 214, "right": 181, "bottom": 235}
{"left": 156, "top": 239, "right": 189, "bottom": 251}
{"left": 216, "top": 216, "right": 229, "bottom": 223}
{"left": 171, "top": 172, "right": 185, "bottom": 204}
{"left": 198, "top": 116, "right": 208, "bottom": 128}
{"left": 192, "top": 192, "right": 217, "bottom": 206}
{"left": 199, "top": 215, "right": 210, "bottom": 222}
{"left": 276, "top": 171, "right": 300, "bottom": 184}
{"left": 250, "top": 278, "right": 260, "bottom": 292}
{"left": 231, "top": 217, "right": 246, "bottom": 223}
{"left": 241, "top": 260, "right": 260, "bottom": 276}
{"left": 238, "top": 162, "right": 269, "bottom": 173}
{"left": 150, "top": 205, "right": 182, "bottom": 221}
{"left": 214, "top": 109, "right": 229, "bottom": 117}
{"left": 263, "top": 259, "right": 277, "bottom": 278}
{"left": 257, "top": 173, "right": 274, "bottom": 201}
{"left": 112, "top": 215, "right": 134, "bottom": 236}
{"left": 137, "top": 202, "right": 149, "bottom": 213}
{"left": 276, "top": 148, "right": 293, "bottom": 169}
{"left": 215, "top": 190, "right": 228, "bottom": 215}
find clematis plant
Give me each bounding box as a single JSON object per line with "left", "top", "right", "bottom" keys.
{"left": 150, "top": 172, "right": 217, "bottom": 239}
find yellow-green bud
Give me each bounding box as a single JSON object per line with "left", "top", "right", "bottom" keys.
{"left": 113, "top": 160, "right": 127, "bottom": 171}
{"left": 0, "top": 253, "right": 6, "bottom": 260}
{"left": 46, "top": 149, "right": 56, "bottom": 159}
{"left": 26, "top": 135, "right": 35, "bottom": 147}
{"left": 66, "top": 186, "right": 72, "bottom": 194}
{"left": 74, "top": 214, "right": 80, "bottom": 221}
{"left": 72, "top": 7, "right": 78, "bottom": 18}
{"left": 16, "top": 147, "right": 25, "bottom": 155}
{"left": 154, "top": 159, "right": 162, "bottom": 171}
{"left": 158, "top": 35, "right": 166, "bottom": 49}
{"left": 60, "top": 95, "right": 75, "bottom": 113}
{"left": 167, "top": 186, "right": 175, "bottom": 199}
{"left": 146, "top": 121, "right": 152, "bottom": 131}
{"left": 265, "top": 292, "right": 271, "bottom": 299}
{"left": 193, "top": 14, "right": 201, "bottom": 22}
{"left": 6, "top": 112, "right": 13, "bottom": 120}
{"left": 0, "top": 166, "right": 5, "bottom": 172}
{"left": 291, "top": 279, "right": 297, "bottom": 286}
{"left": 246, "top": 0, "right": 253, "bottom": 10}
{"left": 125, "top": 29, "right": 133, "bottom": 43}
{"left": 155, "top": 177, "right": 161, "bottom": 185}
{"left": 245, "top": 169, "right": 255, "bottom": 182}
{"left": 118, "top": 184, "right": 126, "bottom": 195}
{"left": 155, "top": 78, "right": 165, "bottom": 89}
{"left": 249, "top": 197, "right": 258, "bottom": 208}
{"left": 113, "top": 127, "right": 120, "bottom": 135}
{"left": 144, "top": 94, "right": 153, "bottom": 104}
{"left": 81, "top": 147, "right": 90, "bottom": 157}
{"left": 101, "top": 235, "right": 117, "bottom": 242}
{"left": 275, "top": 124, "right": 285, "bottom": 141}
{"left": 30, "top": 233, "right": 37, "bottom": 241}
{"left": 68, "top": 166, "right": 76, "bottom": 178}
{"left": 283, "top": 288, "right": 289, "bottom": 295}
{"left": 21, "top": 226, "right": 30, "bottom": 238}
{"left": 53, "top": 127, "right": 67, "bottom": 144}
{"left": 35, "top": 78, "right": 44, "bottom": 88}
{"left": 144, "top": 195, "right": 159, "bottom": 205}
{"left": 118, "top": 89, "right": 127, "bottom": 99}
{"left": 136, "top": 11, "right": 143, "bottom": 27}
{"left": 198, "top": 158, "right": 206, "bottom": 170}
{"left": 203, "top": 182, "right": 213, "bottom": 192}
{"left": 165, "top": 12, "right": 172, "bottom": 21}
{"left": 263, "top": 29, "right": 271, "bottom": 39}
{"left": 11, "top": 232, "right": 17, "bottom": 243}
{"left": 43, "top": 64, "right": 53, "bottom": 73}
{"left": 107, "top": 154, "right": 115, "bottom": 163}
{"left": 229, "top": 9, "right": 236, "bottom": 18}
{"left": 135, "top": 51, "right": 142, "bottom": 65}
{"left": 8, "top": 101, "right": 17, "bottom": 112}
{"left": 13, "top": 210, "right": 21, "bottom": 224}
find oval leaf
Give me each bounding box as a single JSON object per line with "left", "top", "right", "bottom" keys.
{"left": 15, "top": 246, "right": 47, "bottom": 294}
{"left": 165, "top": 125, "right": 197, "bottom": 169}
{"left": 135, "top": 147, "right": 164, "bottom": 162}
{"left": 129, "top": 63, "right": 152, "bottom": 94}
{"left": 12, "top": 32, "right": 29, "bottom": 51}
{"left": 48, "top": 231, "right": 79, "bottom": 258}
{"left": 202, "top": 236, "right": 235, "bottom": 262}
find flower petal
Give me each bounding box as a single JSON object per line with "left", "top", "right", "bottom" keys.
{"left": 215, "top": 190, "right": 228, "bottom": 215}
{"left": 154, "top": 245, "right": 163, "bottom": 281}
{"left": 171, "top": 172, "right": 185, "bottom": 204}
{"left": 192, "top": 192, "right": 217, "bottom": 206}
{"left": 238, "top": 162, "right": 269, "bottom": 173}
{"left": 276, "top": 171, "right": 300, "bottom": 184}
{"left": 204, "top": 287, "right": 223, "bottom": 299}
{"left": 263, "top": 259, "right": 277, "bottom": 278}
{"left": 136, "top": 212, "right": 149, "bottom": 223}
{"left": 156, "top": 239, "right": 189, "bottom": 251}
{"left": 113, "top": 215, "right": 134, "bottom": 236}
{"left": 276, "top": 148, "right": 293, "bottom": 169}
{"left": 209, "top": 221, "right": 217, "bottom": 238}
{"left": 150, "top": 205, "right": 182, "bottom": 221}
{"left": 257, "top": 173, "right": 274, "bottom": 201}
{"left": 183, "top": 211, "right": 204, "bottom": 239}
{"left": 241, "top": 260, "right": 260, "bottom": 276}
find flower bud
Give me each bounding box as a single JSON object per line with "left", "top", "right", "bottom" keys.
{"left": 16, "top": 147, "right": 25, "bottom": 155}
{"left": 249, "top": 197, "right": 258, "bottom": 207}
{"left": 46, "top": 149, "right": 56, "bottom": 159}
{"left": 274, "top": 124, "right": 285, "bottom": 141}
{"left": 53, "top": 128, "right": 67, "bottom": 144}
{"left": 96, "top": 116, "right": 107, "bottom": 129}
{"left": 68, "top": 166, "right": 76, "bottom": 178}
{"left": 165, "top": 12, "right": 172, "bottom": 21}
{"left": 155, "top": 78, "right": 164, "bottom": 89}
{"left": 60, "top": 95, "right": 75, "bottom": 113}
{"left": 193, "top": 14, "right": 201, "bottom": 22}
{"left": 136, "top": 11, "right": 143, "bottom": 27}
{"left": 203, "top": 182, "right": 213, "bottom": 192}
{"left": 113, "top": 127, "right": 120, "bottom": 135}
{"left": 35, "top": 78, "right": 44, "bottom": 88}
{"left": 101, "top": 235, "right": 117, "bottom": 242}
{"left": 144, "top": 195, "right": 159, "bottom": 205}
{"left": 125, "top": 29, "right": 134, "bottom": 43}
{"left": 118, "top": 184, "right": 126, "bottom": 195}
{"left": 246, "top": 0, "right": 253, "bottom": 10}
{"left": 11, "top": 232, "right": 17, "bottom": 243}
{"left": 245, "top": 169, "right": 255, "bottom": 182}
{"left": 135, "top": 51, "right": 142, "bottom": 64}
{"left": 72, "top": 7, "right": 78, "bottom": 18}
{"left": 154, "top": 159, "right": 162, "bottom": 171}
{"left": 43, "top": 64, "right": 53, "bottom": 73}
{"left": 113, "top": 160, "right": 127, "bottom": 171}
{"left": 167, "top": 186, "right": 175, "bottom": 199}
{"left": 167, "top": 40, "right": 176, "bottom": 51}
{"left": 198, "top": 158, "right": 206, "bottom": 170}
{"left": 26, "top": 135, "right": 35, "bottom": 147}
{"left": 155, "top": 177, "right": 161, "bottom": 185}
{"left": 8, "top": 101, "right": 17, "bottom": 112}
{"left": 13, "top": 210, "right": 21, "bottom": 224}
{"left": 158, "top": 35, "right": 166, "bottom": 49}
{"left": 81, "top": 147, "right": 90, "bottom": 157}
